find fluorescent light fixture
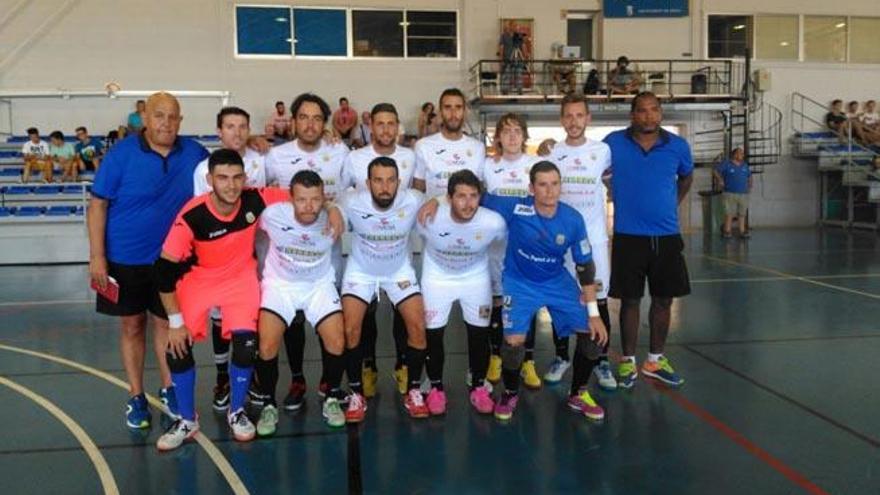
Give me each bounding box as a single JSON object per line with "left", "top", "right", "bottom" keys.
{"left": 275, "top": 17, "right": 287, "bottom": 22}
{"left": 835, "top": 22, "right": 846, "bottom": 28}
{"left": 780, "top": 41, "right": 790, "bottom": 47}
{"left": 733, "top": 24, "right": 746, "bottom": 30}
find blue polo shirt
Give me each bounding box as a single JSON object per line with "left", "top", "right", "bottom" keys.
{"left": 715, "top": 159, "right": 750, "bottom": 194}
{"left": 603, "top": 128, "right": 693, "bottom": 236}
{"left": 92, "top": 133, "right": 208, "bottom": 265}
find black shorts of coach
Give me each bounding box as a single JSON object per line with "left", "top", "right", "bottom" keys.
{"left": 95, "top": 261, "right": 167, "bottom": 318}
{"left": 609, "top": 233, "right": 691, "bottom": 299}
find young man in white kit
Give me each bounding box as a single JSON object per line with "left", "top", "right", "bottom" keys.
{"left": 338, "top": 156, "right": 430, "bottom": 422}
{"left": 253, "top": 170, "right": 348, "bottom": 434}
{"left": 262, "top": 93, "right": 350, "bottom": 410}
{"left": 192, "top": 106, "right": 268, "bottom": 412}
{"left": 418, "top": 169, "right": 506, "bottom": 415}
{"left": 540, "top": 93, "right": 616, "bottom": 390}
{"left": 341, "top": 102, "right": 415, "bottom": 397}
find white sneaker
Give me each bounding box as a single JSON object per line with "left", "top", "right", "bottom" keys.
{"left": 593, "top": 360, "right": 618, "bottom": 391}
{"left": 227, "top": 408, "right": 256, "bottom": 442}
{"left": 156, "top": 419, "right": 199, "bottom": 451}
{"left": 323, "top": 398, "right": 346, "bottom": 428}
{"left": 543, "top": 357, "right": 571, "bottom": 383}
{"left": 256, "top": 404, "right": 278, "bottom": 437}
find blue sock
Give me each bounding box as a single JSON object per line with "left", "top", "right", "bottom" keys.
{"left": 171, "top": 368, "right": 196, "bottom": 421}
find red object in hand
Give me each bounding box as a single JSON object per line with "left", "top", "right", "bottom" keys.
{"left": 90, "top": 276, "right": 120, "bottom": 304}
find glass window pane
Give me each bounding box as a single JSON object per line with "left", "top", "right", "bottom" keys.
{"left": 352, "top": 10, "right": 403, "bottom": 57}
{"left": 236, "top": 6, "right": 291, "bottom": 56}
{"left": 849, "top": 17, "right": 880, "bottom": 63}
{"left": 708, "top": 15, "right": 751, "bottom": 58}
{"left": 804, "top": 16, "right": 847, "bottom": 62}
{"left": 293, "top": 8, "right": 347, "bottom": 56}
{"left": 406, "top": 11, "right": 457, "bottom": 58}
{"left": 755, "top": 15, "right": 798, "bottom": 60}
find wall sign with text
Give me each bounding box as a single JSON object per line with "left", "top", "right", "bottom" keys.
{"left": 603, "top": 0, "right": 689, "bottom": 18}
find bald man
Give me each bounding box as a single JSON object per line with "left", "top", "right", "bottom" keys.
{"left": 88, "top": 92, "right": 209, "bottom": 429}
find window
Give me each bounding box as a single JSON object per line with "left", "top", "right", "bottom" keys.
{"left": 352, "top": 10, "right": 404, "bottom": 57}
{"left": 708, "top": 15, "right": 750, "bottom": 58}
{"left": 850, "top": 18, "right": 880, "bottom": 64}
{"left": 235, "top": 6, "right": 292, "bottom": 56}
{"left": 755, "top": 15, "right": 798, "bottom": 60}
{"left": 406, "top": 11, "right": 458, "bottom": 58}
{"left": 804, "top": 16, "right": 847, "bottom": 62}
{"left": 293, "top": 8, "right": 347, "bottom": 57}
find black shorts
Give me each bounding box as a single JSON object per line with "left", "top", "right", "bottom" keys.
{"left": 96, "top": 262, "right": 167, "bottom": 318}
{"left": 609, "top": 234, "right": 691, "bottom": 299}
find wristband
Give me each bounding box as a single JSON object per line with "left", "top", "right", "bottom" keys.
{"left": 168, "top": 313, "right": 184, "bottom": 329}
{"left": 587, "top": 301, "right": 600, "bottom": 318}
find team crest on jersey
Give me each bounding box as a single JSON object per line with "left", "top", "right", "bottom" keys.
{"left": 397, "top": 280, "right": 412, "bottom": 290}
{"left": 555, "top": 234, "right": 566, "bottom": 245}
{"left": 479, "top": 305, "right": 491, "bottom": 319}
{"left": 245, "top": 212, "right": 256, "bottom": 224}
{"left": 466, "top": 149, "right": 473, "bottom": 157}
{"left": 475, "top": 232, "right": 483, "bottom": 241}
{"left": 401, "top": 161, "right": 409, "bottom": 170}
{"left": 590, "top": 153, "right": 597, "bottom": 161}
{"left": 307, "top": 159, "right": 317, "bottom": 168}
{"left": 397, "top": 209, "right": 406, "bottom": 219}
{"left": 502, "top": 295, "right": 512, "bottom": 308}
{"left": 322, "top": 154, "right": 330, "bottom": 162}
{"left": 513, "top": 204, "right": 535, "bottom": 216}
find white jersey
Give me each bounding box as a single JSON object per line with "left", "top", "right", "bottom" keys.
{"left": 483, "top": 154, "right": 537, "bottom": 197}
{"left": 260, "top": 202, "right": 336, "bottom": 283}
{"left": 21, "top": 140, "right": 49, "bottom": 157}
{"left": 549, "top": 139, "right": 612, "bottom": 242}
{"left": 418, "top": 204, "right": 506, "bottom": 281}
{"left": 266, "top": 140, "right": 349, "bottom": 201}
{"left": 341, "top": 144, "right": 416, "bottom": 191}
{"left": 414, "top": 132, "right": 485, "bottom": 197}
{"left": 341, "top": 189, "right": 423, "bottom": 276}
{"left": 193, "top": 147, "right": 266, "bottom": 195}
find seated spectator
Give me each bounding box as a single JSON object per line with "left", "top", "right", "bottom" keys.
{"left": 105, "top": 129, "right": 120, "bottom": 149}
{"left": 826, "top": 99, "right": 850, "bottom": 142}
{"left": 608, "top": 56, "right": 641, "bottom": 95}
{"left": 418, "top": 102, "right": 441, "bottom": 137}
{"left": 351, "top": 111, "right": 372, "bottom": 148}
{"left": 21, "top": 127, "right": 52, "bottom": 183}
{"left": 332, "top": 97, "right": 357, "bottom": 146}
{"left": 844, "top": 100, "right": 880, "bottom": 145}
{"left": 264, "top": 100, "right": 292, "bottom": 143}
{"left": 48, "top": 131, "right": 78, "bottom": 182}
{"left": 127, "top": 99, "right": 145, "bottom": 133}
{"left": 74, "top": 126, "right": 104, "bottom": 172}
{"left": 860, "top": 100, "right": 880, "bottom": 130}
{"left": 548, "top": 44, "right": 577, "bottom": 94}
{"left": 713, "top": 147, "right": 752, "bottom": 238}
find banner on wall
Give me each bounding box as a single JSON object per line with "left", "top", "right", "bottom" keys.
{"left": 603, "top": 0, "right": 689, "bottom": 18}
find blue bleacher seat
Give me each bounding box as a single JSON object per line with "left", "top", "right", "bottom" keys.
{"left": 0, "top": 207, "right": 15, "bottom": 217}
{"left": 799, "top": 131, "right": 836, "bottom": 139}
{"left": 73, "top": 206, "right": 84, "bottom": 216}
{"left": 16, "top": 206, "right": 43, "bottom": 216}
{"left": 5, "top": 185, "right": 32, "bottom": 194}
{"left": 7, "top": 136, "right": 28, "bottom": 143}
{"left": 33, "top": 186, "right": 62, "bottom": 195}
{"left": 62, "top": 185, "right": 86, "bottom": 194}
{"left": 0, "top": 151, "right": 19, "bottom": 158}
{"left": 0, "top": 168, "right": 22, "bottom": 176}
{"left": 46, "top": 205, "right": 74, "bottom": 216}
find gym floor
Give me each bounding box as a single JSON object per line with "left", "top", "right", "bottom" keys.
{"left": 0, "top": 228, "right": 877, "bottom": 494}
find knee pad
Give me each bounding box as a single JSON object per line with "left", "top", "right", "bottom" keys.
{"left": 166, "top": 347, "right": 195, "bottom": 373}
{"left": 575, "top": 333, "right": 602, "bottom": 361}
{"left": 500, "top": 341, "right": 525, "bottom": 371}
{"left": 231, "top": 332, "right": 258, "bottom": 368}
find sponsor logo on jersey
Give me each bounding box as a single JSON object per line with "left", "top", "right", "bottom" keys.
{"left": 281, "top": 226, "right": 294, "bottom": 232}
{"left": 360, "top": 213, "right": 374, "bottom": 219}
{"left": 208, "top": 228, "right": 227, "bottom": 239}
{"left": 438, "top": 232, "right": 451, "bottom": 237}
{"left": 291, "top": 157, "right": 303, "bottom": 165}
{"left": 513, "top": 204, "right": 535, "bottom": 216}
{"left": 435, "top": 149, "right": 446, "bottom": 156}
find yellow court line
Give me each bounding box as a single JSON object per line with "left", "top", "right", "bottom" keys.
{"left": 0, "top": 375, "right": 120, "bottom": 495}
{"left": 703, "top": 256, "right": 880, "bottom": 301}
{"left": 0, "top": 343, "right": 249, "bottom": 495}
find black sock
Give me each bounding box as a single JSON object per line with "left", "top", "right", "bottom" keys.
{"left": 323, "top": 351, "right": 346, "bottom": 400}
{"left": 426, "top": 328, "right": 446, "bottom": 391}
{"left": 406, "top": 345, "right": 427, "bottom": 391}
{"left": 570, "top": 334, "right": 599, "bottom": 396}
{"left": 284, "top": 312, "right": 306, "bottom": 380}
{"left": 525, "top": 317, "right": 537, "bottom": 361}
{"left": 393, "top": 308, "right": 407, "bottom": 368}
{"left": 598, "top": 299, "right": 611, "bottom": 359}
{"left": 346, "top": 346, "right": 364, "bottom": 395}
{"left": 318, "top": 335, "right": 329, "bottom": 385}
{"left": 211, "top": 319, "right": 230, "bottom": 380}
{"left": 466, "top": 323, "right": 489, "bottom": 389}
{"left": 502, "top": 367, "right": 521, "bottom": 396}
{"left": 552, "top": 323, "right": 570, "bottom": 361}
{"left": 362, "top": 302, "right": 378, "bottom": 371}
{"left": 255, "top": 356, "right": 279, "bottom": 406}
{"left": 489, "top": 306, "right": 503, "bottom": 355}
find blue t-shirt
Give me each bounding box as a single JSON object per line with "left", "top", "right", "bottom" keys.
{"left": 715, "top": 160, "right": 750, "bottom": 194}
{"left": 92, "top": 133, "right": 208, "bottom": 265}
{"left": 603, "top": 128, "right": 693, "bottom": 236}
{"left": 481, "top": 194, "right": 592, "bottom": 284}
{"left": 74, "top": 137, "right": 104, "bottom": 164}
{"left": 127, "top": 111, "right": 143, "bottom": 130}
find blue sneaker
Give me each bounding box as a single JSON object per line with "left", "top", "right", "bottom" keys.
{"left": 159, "top": 386, "right": 181, "bottom": 420}
{"left": 618, "top": 361, "right": 638, "bottom": 390}
{"left": 126, "top": 394, "right": 151, "bottom": 429}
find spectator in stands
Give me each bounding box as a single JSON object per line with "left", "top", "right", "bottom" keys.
{"left": 418, "top": 102, "right": 441, "bottom": 137}
{"left": 855, "top": 100, "right": 880, "bottom": 144}
{"left": 332, "top": 97, "right": 357, "bottom": 146}
{"left": 860, "top": 100, "right": 880, "bottom": 131}
{"left": 825, "top": 99, "right": 849, "bottom": 142}
{"left": 48, "top": 131, "right": 78, "bottom": 182}
{"left": 127, "top": 100, "right": 146, "bottom": 133}
{"left": 21, "top": 127, "right": 52, "bottom": 183}
{"left": 351, "top": 111, "right": 372, "bottom": 148}
{"left": 608, "top": 56, "right": 641, "bottom": 95}
{"left": 713, "top": 147, "right": 752, "bottom": 238}
{"left": 843, "top": 100, "right": 880, "bottom": 145}
{"left": 105, "top": 129, "right": 120, "bottom": 149}
{"left": 75, "top": 126, "right": 104, "bottom": 172}
{"left": 264, "top": 100, "right": 292, "bottom": 143}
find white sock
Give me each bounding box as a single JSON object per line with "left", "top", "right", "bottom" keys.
{"left": 622, "top": 355, "right": 636, "bottom": 364}
{"left": 647, "top": 353, "right": 663, "bottom": 363}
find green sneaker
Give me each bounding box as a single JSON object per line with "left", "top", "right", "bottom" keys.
{"left": 323, "top": 398, "right": 345, "bottom": 428}
{"left": 618, "top": 360, "right": 638, "bottom": 389}
{"left": 256, "top": 404, "right": 278, "bottom": 437}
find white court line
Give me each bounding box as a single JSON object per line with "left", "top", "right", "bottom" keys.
{"left": 0, "top": 375, "right": 120, "bottom": 495}
{"left": 0, "top": 343, "right": 249, "bottom": 495}
{"left": 690, "top": 273, "right": 880, "bottom": 284}
{"left": 0, "top": 299, "right": 92, "bottom": 308}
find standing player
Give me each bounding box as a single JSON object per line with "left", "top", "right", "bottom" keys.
{"left": 339, "top": 156, "right": 429, "bottom": 421}
{"left": 341, "top": 102, "right": 416, "bottom": 397}
{"left": 417, "top": 170, "right": 506, "bottom": 415}
{"left": 264, "top": 93, "right": 349, "bottom": 410}
{"left": 153, "top": 149, "right": 289, "bottom": 450}
{"left": 253, "top": 170, "right": 348, "bottom": 434}
{"left": 192, "top": 106, "right": 268, "bottom": 412}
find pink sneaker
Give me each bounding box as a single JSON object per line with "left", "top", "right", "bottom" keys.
{"left": 567, "top": 390, "right": 605, "bottom": 421}
{"left": 493, "top": 392, "right": 518, "bottom": 421}
{"left": 469, "top": 385, "right": 493, "bottom": 414}
{"left": 426, "top": 387, "right": 447, "bottom": 416}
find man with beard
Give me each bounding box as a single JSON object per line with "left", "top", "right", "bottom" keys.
{"left": 338, "top": 156, "right": 429, "bottom": 422}
{"left": 342, "top": 102, "right": 416, "bottom": 397}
